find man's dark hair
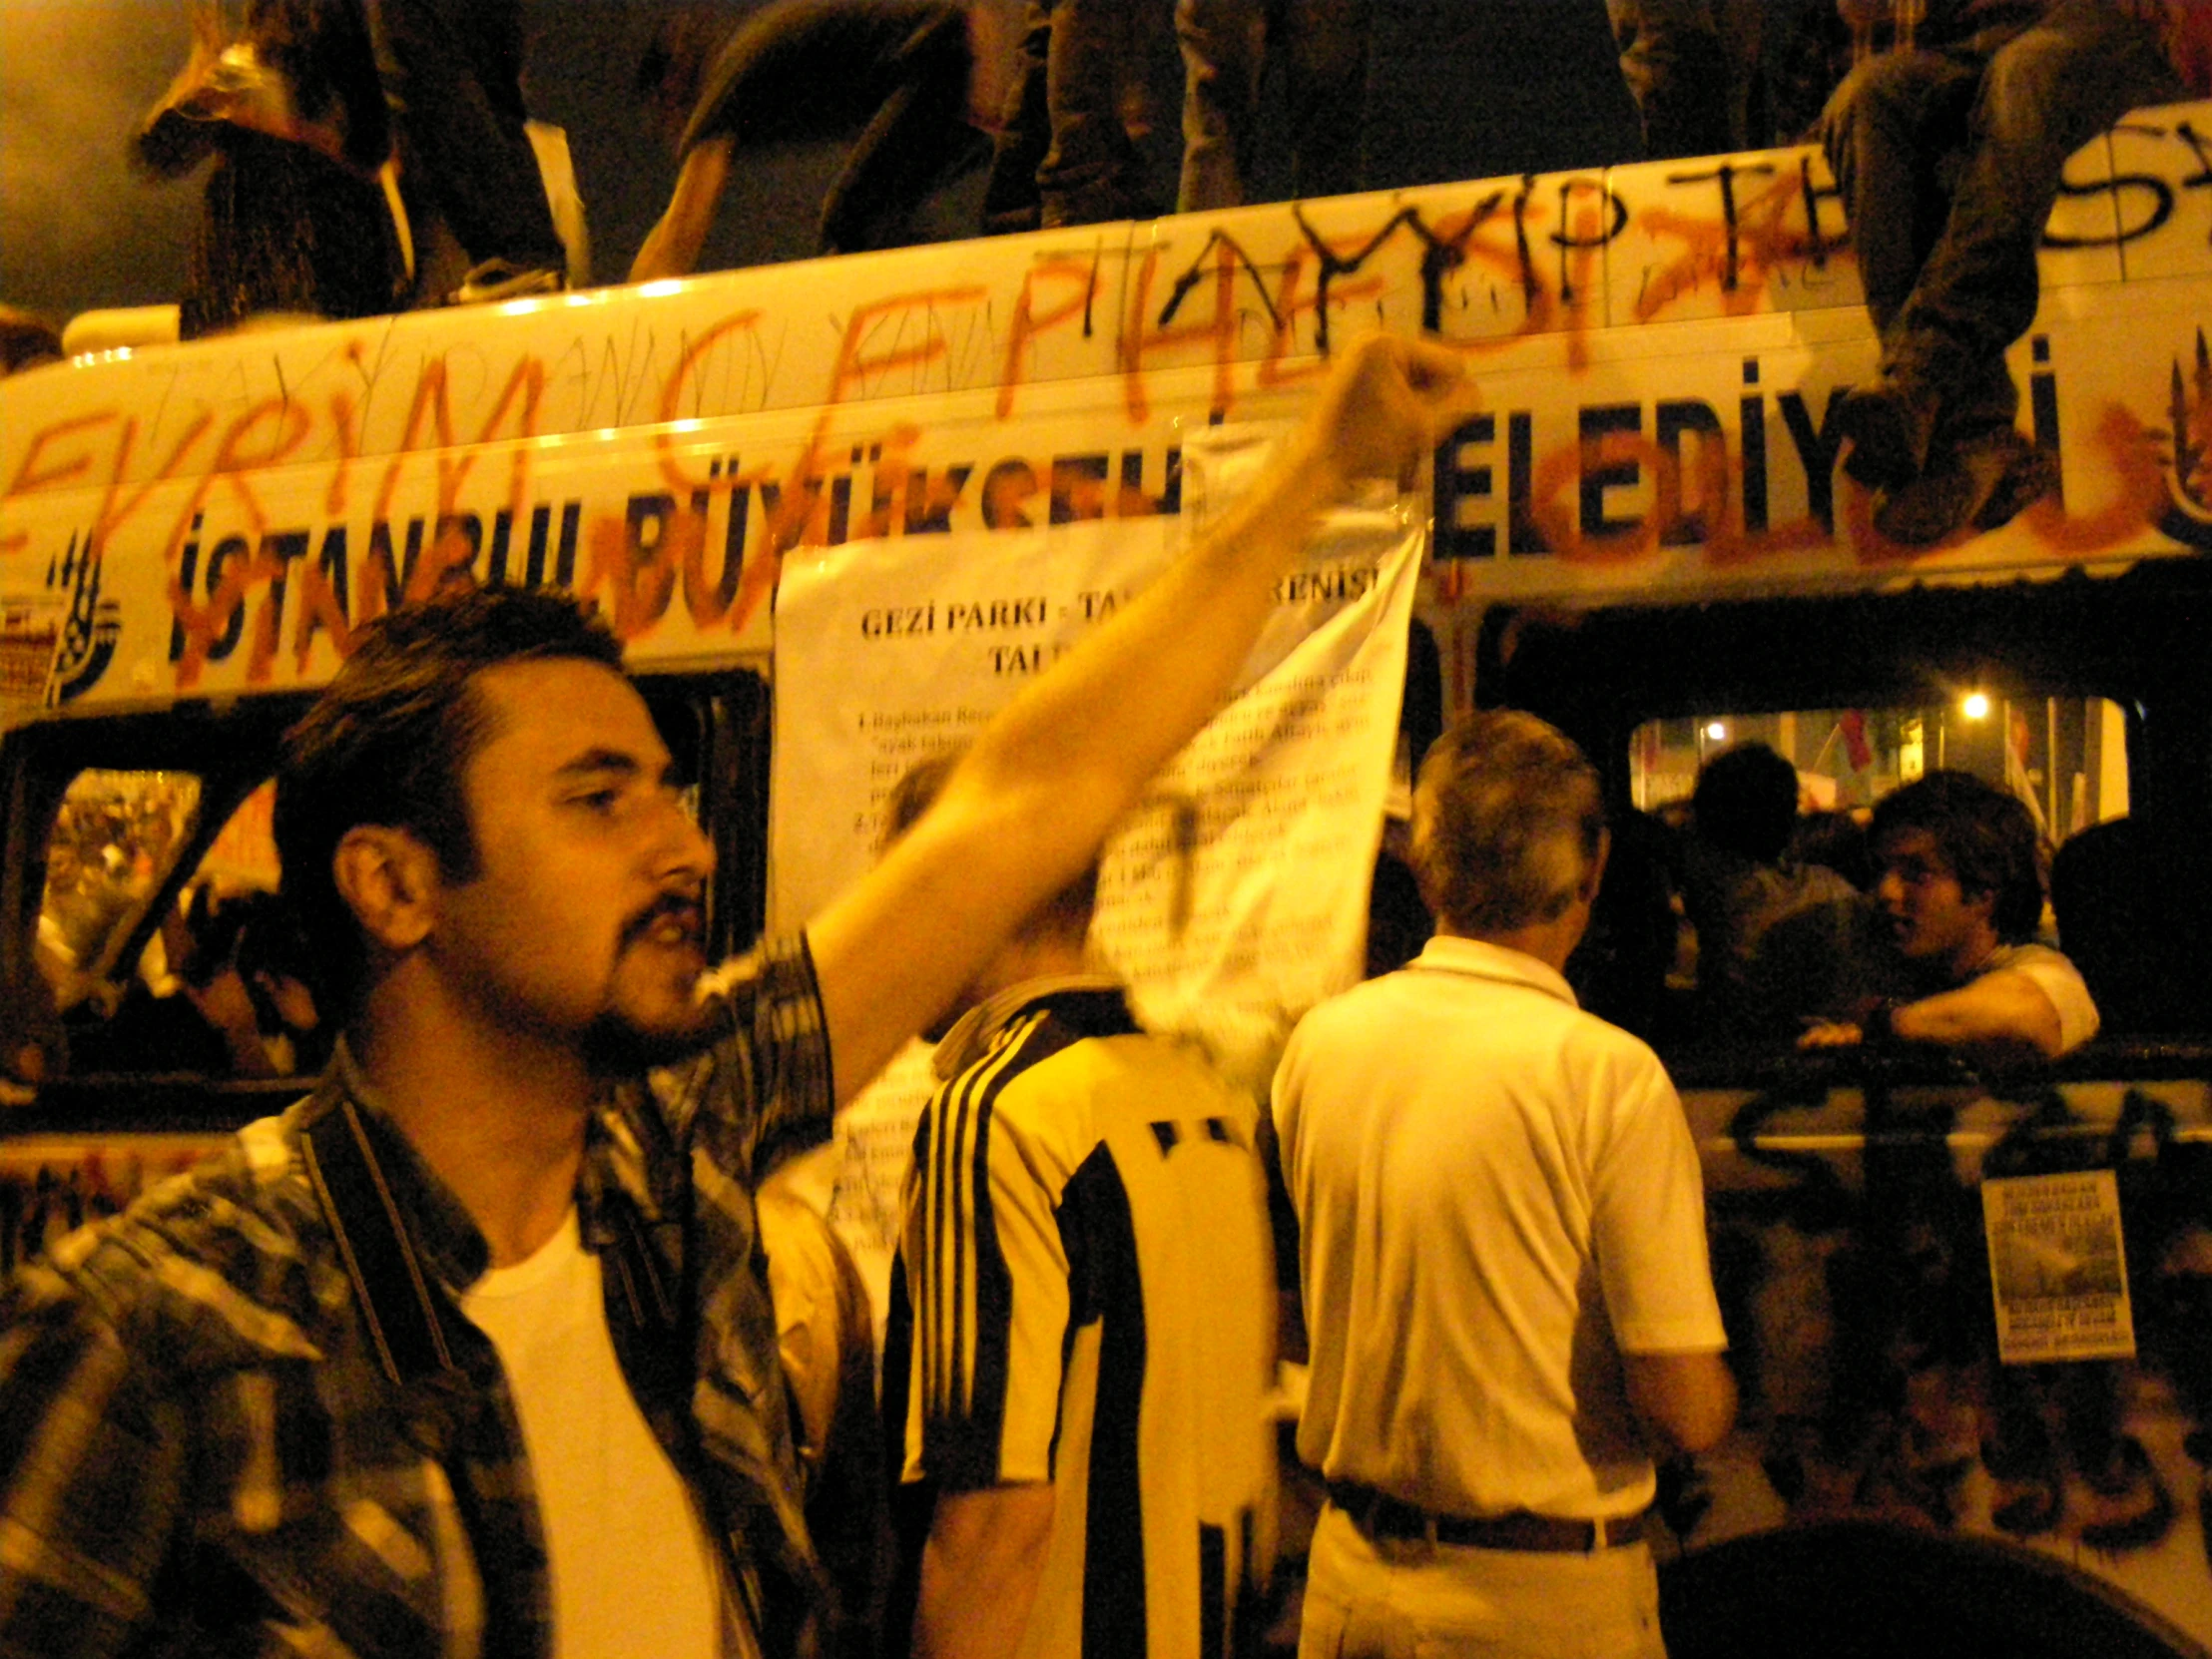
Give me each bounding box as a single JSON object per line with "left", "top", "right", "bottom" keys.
{"left": 1693, "top": 742, "right": 1800, "bottom": 865}
{"left": 273, "top": 588, "right": 626, "bottom": 1016}
{"left": 1872, "top": 770, "right": 2045, "bottom": 943}
{"left": 880, "top": 746, "right": 1099, "bottom": 935}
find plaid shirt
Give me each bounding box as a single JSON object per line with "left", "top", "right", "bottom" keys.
{"left": 0, "top": 934, "right": 836, "bottom": 1659}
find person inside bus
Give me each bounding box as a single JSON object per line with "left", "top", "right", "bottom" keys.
{"left": 0, "top": 333, "right": 1476, "bottom": 1659}
{"left": 230, "top": 892, "right": 332, "bottom": 1076}
{"left": 1799, "top": 770, "right": 2098, "bottom": 1060}
{"left": 631, "top": 0, "right": 991, "bottom": 277}
{"left": 75, "top": 885, "right": 317, "bottom": 1079}
{"left": 1821, "top": 0, "right": 2205, "bottom": 547}
{"left": 1680, "top": 742, "right": 1875, "bottom": 1044}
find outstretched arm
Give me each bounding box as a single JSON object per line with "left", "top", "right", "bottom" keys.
{"left": 1799, "top": 968, "right": 2071, "bottom": 1060}
{"left": 806, "top": 335, "right": 1477, "bottom": 1102}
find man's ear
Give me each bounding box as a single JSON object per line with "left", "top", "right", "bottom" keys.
{"left": 330, "top": 826, "right": 440, "bottom": 953}
{"left": 1581, "top": 828, "right": 1612, "bottom": 902}
{"left": 1961, "top": 882, "right": 1999, "bottom": 925}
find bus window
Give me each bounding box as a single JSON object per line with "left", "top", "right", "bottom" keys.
{"left": 48, "top": 779, "right": 326, "bottom": 1080}
{"left": 1631, "top": 697, "right": 2131, "bottom": 847}
{"left": 37, "top": 770, "right": 203, "bottom": 1012}
{"left": 1623, "top": 698, "right": 2136, "bottom": 1047}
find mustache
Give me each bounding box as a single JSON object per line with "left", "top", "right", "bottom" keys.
{"left": 619, "top": 889, "right": 706, "bottom": 950}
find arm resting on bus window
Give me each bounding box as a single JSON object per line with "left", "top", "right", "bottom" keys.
{"left": 1888, "top": 969, "right": 2067, "bottom": 1058}
{"left": 913, "top": 1484, "right": 1057, "bottom": 1659}
{"left": 630, "top": 137, "right": 733, "bottom": 281}
{"left": 1624, "top": 1349, "right": 1737, "bottom": 1455}
{"left": 805, "top": 335, "right": 1479, "bottom": 1104}
{"left": 1799, "top": 968, "right": 2067, "bottom": 1060}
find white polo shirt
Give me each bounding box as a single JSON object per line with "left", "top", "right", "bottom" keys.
{"left": 1274, "top": 935, "right": 1727, "bottom": 1522}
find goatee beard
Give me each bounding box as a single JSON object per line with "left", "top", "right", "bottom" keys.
{"left": 579, "top": 997, "right": 724, "bottom": 1076}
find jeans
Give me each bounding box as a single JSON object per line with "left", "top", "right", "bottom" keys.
{"left": 1606, "top": 0, "right": 1768, "bottom": 159}
{"left": 683, "top": 0, "right": 975, "bottom": 254}
{"left": 1175, "top": 0, "right": 1370, "bottom": 211}
{"left": 982, "top": 0, "right": 1144, "bottom": 232}
{"left": 1298, "top": 1505, "right": 1669, "bottom": 1659}
{"left": 367, "top": 0, "right": 563, "bottom": 272}
{"left": 1820, "top": 0, "right": 2182, "bottom": 434}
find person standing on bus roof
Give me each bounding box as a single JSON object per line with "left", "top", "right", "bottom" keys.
{"left": 981, "top": 0, "right": 1151, "bottom": 234}
{"left": 1277, "top": 711, "right": 1735, "bottom": 1659}
{"left": 0, "top": 333, "right": 1476, "bottom": 1659}
{"left": 1174, "top": 0, "right": 1371, "bottom": 212}
{"left": 367, "top": 0, "right": 571, "bottom": 302}
{"left": 1821, "top": 0, "right": 2206, "bottom": 545}
{"left": 1605, "top": 0, "right": 1771, "bottom": 160}
{"left": 631, "top": 0, "right": 991, "bottom": 277}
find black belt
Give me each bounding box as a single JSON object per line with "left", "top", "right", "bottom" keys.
{"left": 1326, "top": 1479, "right": 1651, "bottom": 1553}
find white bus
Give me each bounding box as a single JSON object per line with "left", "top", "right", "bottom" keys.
{"left": 4, "top": 106, "right": 2210, "bottom": 1657}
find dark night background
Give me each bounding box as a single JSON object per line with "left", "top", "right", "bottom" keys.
{"left": 0, "top": 0, "right": 1640, "bottom": 327}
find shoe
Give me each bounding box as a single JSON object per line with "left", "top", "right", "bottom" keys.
{"left": 1990, "top": 1465, "right": 2064, "bottom": 1536}
{"left": 1838, "top": 380, "right": 1939, "bottom": 490}
{"left": 1970, "top": 430, "right": 2062, "bottom": 532}
{"left": 447, "top": 261, "right": 563, "bottom": 305}
{"left": 1040, "top": 181, "right": 1157, "bottom": 230}
{"left": 1874, "top": 462, "right": 1980, "bottom": 546}
{"left": 1875, "top": 426, "right": 2061, "bottom": 546}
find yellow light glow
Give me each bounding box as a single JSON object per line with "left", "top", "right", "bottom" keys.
{"left": 1704, "top": 722, "right": 1728, "bottom": 742}
{"left": 1961, "top": 693, "right": 1991, "bottom": 721}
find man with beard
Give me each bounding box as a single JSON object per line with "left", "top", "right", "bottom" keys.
{"left": 1800, "top": 770, "right": 2098, "bottom": 1059}
{"left": 0, "top": 334, "right": 1472, "bottom": 1659}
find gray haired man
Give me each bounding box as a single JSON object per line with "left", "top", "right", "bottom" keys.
{"left": 1275, "top": 711, "right": 1735, "bottom": 1659}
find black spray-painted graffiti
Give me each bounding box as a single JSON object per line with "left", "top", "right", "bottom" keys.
{"left": 1698, "top": 1075, "right": 2212, "bottom": 1571}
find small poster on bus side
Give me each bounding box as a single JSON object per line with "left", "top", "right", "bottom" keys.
{"left": 0, "top": 599, "right": 61, "bottom": 727}
{"left": 1981, "top": 1170, "right": 2136, "bottom": 1365}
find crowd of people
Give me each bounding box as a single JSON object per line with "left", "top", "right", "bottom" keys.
{"left": 0, "top": 322, "right": 2135, "bottom": 1659}
{"left": 0, "top": 5, "right": 2196, "bottom": 1658}
{"left": 1666, "top": 742, "right": 2102, "bottom": 1061}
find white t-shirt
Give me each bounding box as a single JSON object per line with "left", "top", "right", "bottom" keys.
{"left": 1982, "top": 941, "right": 2100, "bottom": 1055}
{"left": 461, "top": 1209, "right": 742, "bottom": 1659}
{"left": 1274, "top": 936, "right": 1727, "bottom": 1521}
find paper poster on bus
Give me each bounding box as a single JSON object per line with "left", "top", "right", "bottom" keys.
{"left": 0, "top": 600, "right": 60, "bottom": 727}
{"left": 772, "top": 427, "right": 1420, "bottom": 1314}
{"left": 1982, "top": 1169, "right": 2137, "bottom": 1364}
